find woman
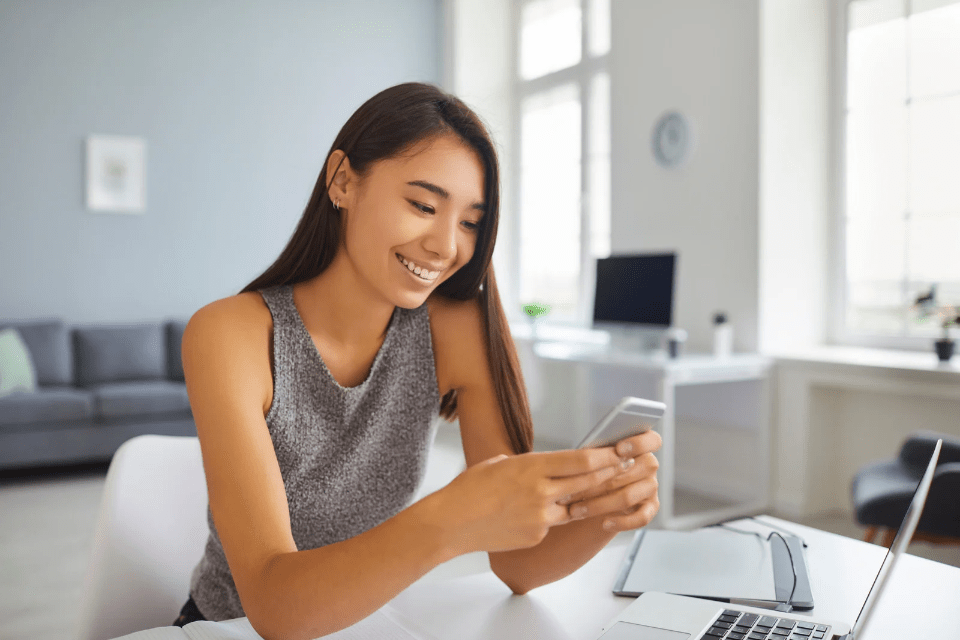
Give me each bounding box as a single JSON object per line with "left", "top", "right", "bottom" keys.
{"left": 173, "top": 82, "right": 661, "bottom": 640}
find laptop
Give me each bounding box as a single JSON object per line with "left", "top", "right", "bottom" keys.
{"left": 596, "top": 439, "right": 943, "bottom": 640}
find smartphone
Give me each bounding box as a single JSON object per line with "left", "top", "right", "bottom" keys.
{"left": 576, "top": 396, "right": 666, "bottom": 449}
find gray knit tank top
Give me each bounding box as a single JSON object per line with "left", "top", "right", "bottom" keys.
{"left": 189, "top": 284, "right": 441, "bottom": 621}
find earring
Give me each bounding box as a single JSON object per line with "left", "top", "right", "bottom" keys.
{"left": 333, "top": 198, "right": 340, "bottom": 211}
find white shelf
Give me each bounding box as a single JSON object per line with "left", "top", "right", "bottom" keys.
{"left": 772, "top": 345, "right": 960, "bottom": 376}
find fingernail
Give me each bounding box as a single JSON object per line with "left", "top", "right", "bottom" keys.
{"left": 571, "top": 505, "right": 588, "bottom": 518}
{"left": 603, "top": 519, "right": 616, "bottom": 531}
{"left": 618, "top": 442, "right": 633, "bottom": 456}
{"left": 620, "top": 457, "right": 635, "bottom": 472}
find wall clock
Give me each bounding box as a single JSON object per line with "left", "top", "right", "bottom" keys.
{"left": 651, "top": 111, "right": 692, "bottom": 168}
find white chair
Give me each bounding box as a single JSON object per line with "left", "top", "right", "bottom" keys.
{"left": 74, "top": 435, "right": 210, "bottom": 640}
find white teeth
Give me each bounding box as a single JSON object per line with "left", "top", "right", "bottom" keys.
{"left": 397, "top": 254, "right": 438, "bottom": 281}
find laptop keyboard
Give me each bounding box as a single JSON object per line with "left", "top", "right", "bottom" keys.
{"left": 702, "top": 610, "right": 832, "bottom": 640}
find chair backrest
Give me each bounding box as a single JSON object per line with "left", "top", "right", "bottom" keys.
{"left": 74, "top": 435, "right": 209, "bottom": 640}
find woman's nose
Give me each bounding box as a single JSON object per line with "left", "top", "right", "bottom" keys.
{"left": 422, "top": 217, "right": 458, "bottom": 260}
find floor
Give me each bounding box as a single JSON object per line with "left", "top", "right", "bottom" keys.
{"left": 2, "top": 426, "right": 958, "bottom": 640}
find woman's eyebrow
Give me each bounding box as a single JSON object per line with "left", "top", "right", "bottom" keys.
{"left": 407, "top": 180, "right": 485, "bottom": 212}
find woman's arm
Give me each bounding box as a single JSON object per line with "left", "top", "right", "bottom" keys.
{"left": 184, "top": 296, "right": 620, "bottom": 640}
{"left": 429, "top": 295, "right": 661, "bottom": 594}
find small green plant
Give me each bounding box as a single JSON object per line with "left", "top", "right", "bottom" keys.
{"left": 522, "top": 303, "right": 551, "bottom": 339}
{"left": 522, "top": 303, "right": 551, "bottom": 320}
{"left": 914, "top": 285, "right": 960, "bottom": 340}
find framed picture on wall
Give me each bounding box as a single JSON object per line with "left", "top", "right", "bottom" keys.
{"left": 85, "top": 135, "right": 146, "bottom": 213}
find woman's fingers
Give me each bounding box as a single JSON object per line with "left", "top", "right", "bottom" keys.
{"left": 533, "top": 447, "right": 622, "bottom": 478}
{"left": 599, "top": 499, "right": 660, "bottom": 532}
{"left": 565, "top": 472, "right": 660, "bottom": 521}
{"left": 551, "top": 463, "right": 622, "bottom": 502}
{"left": 614, "top": 428, "right": 663, "bottom": 459}
{"left": 559, "top": 452, "right": 659, "bottom": 505}
{"left": 475, "top": 449, "right": 622, "bottom": 508}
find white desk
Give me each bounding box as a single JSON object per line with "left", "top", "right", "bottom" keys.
{"left": 394, "top": 515, "right": 960, "bottom": 639}
{"left": 520, "top": 337, "right": 773, "bottom": 530}
{"left": 116, "top": 516, "right": 960, "bottom": 639}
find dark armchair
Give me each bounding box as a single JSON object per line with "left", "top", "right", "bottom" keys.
{"left": 851, "top": 431, "right": 960, "bottom": 547}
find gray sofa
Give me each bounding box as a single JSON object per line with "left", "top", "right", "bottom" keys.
{"left": 0, "top": 318, "right": 196, "bottom": 471}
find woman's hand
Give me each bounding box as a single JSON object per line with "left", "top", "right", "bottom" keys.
{"left": 561, "top": 429, "right": 662, "bottom": 533}
{"left": 425, "top": 448, "right": 622, "bottom": 556}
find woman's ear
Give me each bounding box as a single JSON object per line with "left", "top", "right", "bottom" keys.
{"left": 326, "top": 150, "right": 355, "bottom": 209}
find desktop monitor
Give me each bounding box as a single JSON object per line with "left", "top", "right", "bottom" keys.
{"left": 592, "top": 253, "right": 676, "bottom": 350}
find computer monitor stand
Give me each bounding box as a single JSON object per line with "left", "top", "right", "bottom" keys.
{"left": 599, "top": 324, "right": 669, "bottom": 356}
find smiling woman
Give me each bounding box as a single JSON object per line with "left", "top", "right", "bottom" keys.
{"left": 174, "top": 82, "right": 662, "bottom": 640}
{"left": 241, "top": 83, "right": 521, "bottom": 445}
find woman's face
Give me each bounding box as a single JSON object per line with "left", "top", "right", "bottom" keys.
{"left": 336, "top": 134, "right": 486, "bottom": 309}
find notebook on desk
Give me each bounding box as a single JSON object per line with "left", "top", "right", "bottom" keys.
{"left": 596, "top": 439, "right": 943, "bottom": 640}
{"left": 613, "top": 525, "right": 813, "bottom": 609}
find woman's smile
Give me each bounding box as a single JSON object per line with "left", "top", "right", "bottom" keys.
{"left": 395, "top": 252, "right": 441, "bottom": 283}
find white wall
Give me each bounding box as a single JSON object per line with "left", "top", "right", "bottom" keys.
{"left": 610, "top": 0, "right": 760, "bottom": 354}
{"left": 758, "top": 0, "right": 832, "bottom": 353}
{"left": 0, "top": 0, "right": 441, "bottom": 324}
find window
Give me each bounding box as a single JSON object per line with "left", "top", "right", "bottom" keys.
{"left": 514, "top": 0, "right": 610, "bottom": 324}
{"left": 840, "top": 0, "right": 960, "bottom": 344}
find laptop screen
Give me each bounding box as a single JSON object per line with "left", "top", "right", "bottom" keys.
{"left": 852, "top": 439, "right": 942, "bottom": 636}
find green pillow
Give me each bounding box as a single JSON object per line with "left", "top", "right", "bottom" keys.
{"left": 0, "top": 327, "right": 38, "bottom": 397}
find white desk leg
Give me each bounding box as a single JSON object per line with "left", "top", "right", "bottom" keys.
{"left": 760, "top": 371, "right": 774, "bottom": 514}
{"left": 656, "top": 373, "right": 677, "bottom": 528}
{"left": 775, "top": 367, "right": 813, "bottom": 517}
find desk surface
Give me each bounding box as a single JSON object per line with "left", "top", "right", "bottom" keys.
{"left": 394, "top": 516, "right": 960, "bottom": 639}
{"left": 531, "top": 340, "right": 772, "bottom": 372}
{"left": 118, "top": 516, "right": 960, "bottom": 640}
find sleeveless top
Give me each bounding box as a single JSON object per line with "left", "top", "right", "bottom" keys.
{"left": 189, "top": 284, "right": 442, "bottom": 621}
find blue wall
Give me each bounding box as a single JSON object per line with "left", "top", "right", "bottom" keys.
{"left": 0, "top": 0, "right": 441, "bottom": 322}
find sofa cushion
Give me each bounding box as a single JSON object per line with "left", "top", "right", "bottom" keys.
{"left": 166, "top": 320, "right": 188, "bottom": 381}
{"left": 92, "top": 380, "right": 190, "bottom": 419}
{"left": 74, "top": 323, "right": 166, "bottom": 387}
{"left": 0, "top": 319, "right": 72, "bottom": 386}
{"left": 0, "top": 328, "right": 37, "bottom": 397}
{"left": 0, "top": 387, "right": 95, "bottom": 427}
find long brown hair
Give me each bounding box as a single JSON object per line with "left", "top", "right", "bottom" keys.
{"left": 240, "top": 83, "right": 533, "bottom": 454}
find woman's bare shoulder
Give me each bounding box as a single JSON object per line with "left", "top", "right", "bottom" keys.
{"left": 190, "top": 291, "right": 271, "bottom": 327}
{"left": 184, "top": 292, "right": 275, "bottom": 412}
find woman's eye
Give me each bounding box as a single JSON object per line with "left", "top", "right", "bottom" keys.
{"left": 462, "top": 221, "right": 480, "bottom": 232}
{"left": 410, "top": 200, "right": 434, "bottom": 214}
